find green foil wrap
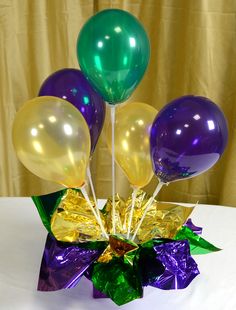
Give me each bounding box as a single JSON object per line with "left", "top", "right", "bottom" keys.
{"left": 32, "top": 189, "right": 67, "bottom": 233}
{"left": 91, "top": 257, "right": 143, "bottom": 306}
{"left": 175, "top": 226, "right": 221, "bottom": 254}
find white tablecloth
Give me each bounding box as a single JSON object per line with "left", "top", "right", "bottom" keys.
{"left": 0, "top": 197, "right": 236, "bottom": 310}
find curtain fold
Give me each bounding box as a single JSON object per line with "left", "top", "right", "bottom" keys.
{"left": 1, "top": 0, "right": 235, "bottom": 206}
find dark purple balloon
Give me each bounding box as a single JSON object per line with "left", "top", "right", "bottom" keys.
{"left": 38, "top": 68, "right": 106, "bottom": 154}
{"left": 150, "top": 95, "right": 228, "bottom": 183}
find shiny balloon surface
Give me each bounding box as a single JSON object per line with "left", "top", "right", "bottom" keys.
{"left": 12, "top": 96, "right": 91, "bottom": 188}
{"left": 150, "top": 95, "right": 228, "bottom": 183}
{"left": 38, "top": 68, "right": 105, "bottom": 154}
{"left": 77, "top": 9, "right": 150, "bottom": 104}
{"left": 106, "top": 102, "right": 157, "bottom": 187}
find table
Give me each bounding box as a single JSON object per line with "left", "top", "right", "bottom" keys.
{"left": 0, "top": 197, "right": 236, "bottom": 310}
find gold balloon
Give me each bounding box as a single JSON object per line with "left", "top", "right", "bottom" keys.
{"left": 12, "top": 96, "right": 91, "bottom": 188}
{"left": 106, "top": 102, "right": 157, "bottom": 188}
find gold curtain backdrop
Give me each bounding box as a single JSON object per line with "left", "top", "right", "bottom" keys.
{"left": 1, "top": 0, "right": 236, "bottom": 206}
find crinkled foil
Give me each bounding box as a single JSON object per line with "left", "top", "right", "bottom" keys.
{"left": 91, "top": 257, "right": 143, "bottom": 306}
{"left": 50, "top": 189, "right": 193, "bottom": 244}
{"left": 50, "top": 189, "right": 107, "bottom": 243}
{"left": 33, "top": 189, "right": 220, "bottom": 306}
{"left": 152, "top": 240, "right": 200, "bottom": 289}
{"left": 38, "top": 233, "right": 200, "bottom": 304}
{"left": 137, "top": 239, "right": 166, "bottom": 286}
{"left": 124, "top": 190, "right": 194, "bottom": 243}
{"left": 32, "top": 189, "right": 67, "bottom": 233}
{"left": 175, "top": 226, "right": 221, "bottom": 254}
{"left": 98, "top": 235, "right": 138, "bottom": 263}
{"left": 93, "top": 286, "right": 107, "bottom": 298}
{"left": 91, "top": 237, "right": 200, "bottom": 304}
{"left": 184, "top": 218, "right": 203, "bottom": 235}
{"left": 38, "top": 234, "right": 104, "bottom": 291}
{"left": 102, "top": 194, "right": 126, "bottom": 234}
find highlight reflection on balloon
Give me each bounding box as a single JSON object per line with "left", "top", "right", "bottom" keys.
{"left": 106, "top": 102, "right": 157, "bottom": 188}
{"left": 77, "top": 9, "right": 150, "bottom": 104}
{"left": 150, "top": 95, "right": 228, "bottom": 183}
{"left": 38, "top": 68, "right": 105, "bottom": 154}
{"left": 12, "top": 96, "right": 91, "bottom": 188}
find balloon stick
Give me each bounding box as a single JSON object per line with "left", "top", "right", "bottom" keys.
{"left": 127, "top": 186, "right": 138, "bottom": 239}
{"left": 87, "top": 166, "right": 99, "bottom": 216}
{"left": 131, "top": 181, "right": 165, "bottom": 241}
{"left": 111, "top": 106, "right": 116, "bottom": 234}
{"left": 86, "top": 166, "right": 109, "bottom": 238}
{"left": 80, "top": 185, "right": 109, "bottom": 239}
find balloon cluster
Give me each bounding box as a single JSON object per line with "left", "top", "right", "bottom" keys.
{"left": 12, "top": 9, "right": 228, "bottom": 238}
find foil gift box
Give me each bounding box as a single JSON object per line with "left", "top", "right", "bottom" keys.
{"left": 33, "top": 188, "right": 220, "bottom": 306}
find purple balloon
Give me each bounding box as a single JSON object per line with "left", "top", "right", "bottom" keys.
{"left": 38, "top": 68, "right": 106, "bottom": 154}
{"left": 150, "top": 95, "right": 228, "bottom": 183}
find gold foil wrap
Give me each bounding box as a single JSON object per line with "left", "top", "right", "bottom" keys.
{"left": 51, "top": 189, "right": 106, "bottom": 243}
{"left": 102, "top": 194, "right": 126, "bottom": 234}
{"left": 104, "top": 190, "right": 193, "bottom": 243}
{"left": 98, "top": 235, "right": 138, "bottom": 263}
{"left": 51, "top": 188, "right": 194, "bottom": 245}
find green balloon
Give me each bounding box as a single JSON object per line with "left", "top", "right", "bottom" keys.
{"left": 77, "top": 9, "right": 150, "bottom": 104}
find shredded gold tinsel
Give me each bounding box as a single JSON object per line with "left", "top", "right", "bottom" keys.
{"left": 51, "top": 189, "right": 193, "bottom": 244}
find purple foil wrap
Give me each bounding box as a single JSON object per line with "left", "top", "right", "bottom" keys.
{"left": 38, "top": 234, "right": 102, "bottom": 291}
{"left": 184, "top": 218, "right": 203, "bottom": 235}
{"left": 93, "top": 285, "right": 108, "bottom": 298}
{"left": 152, "top": 240, "right": 200, "bottom": 290}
